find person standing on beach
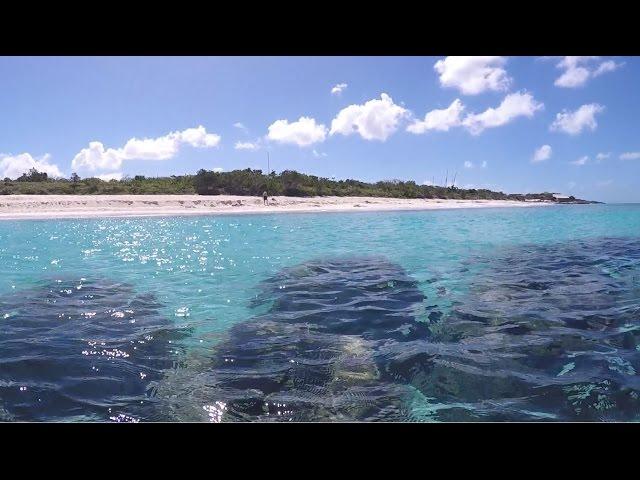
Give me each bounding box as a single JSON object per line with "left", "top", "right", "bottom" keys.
{"left": 263, "top": 190, "right": 268, "bottom": 205}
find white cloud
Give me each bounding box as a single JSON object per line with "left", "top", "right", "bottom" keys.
{"left": 556, "top": 68, "right": 590, "bottom": 88}
{"left": 464, "top": 160, "right": 473, "bottom": 169}
{"left": 532, "top": 144, "right": 552, "bottom": 163}
{"left": 96, "top": 172, "right": 123, "bottom": 181}
{"left": 422, "top": 179, "right": 434, "bottom": 186}
{"left": 408, "top": 93, "right": 542, "bottom": 136}
{"left": 620, "top": 152, "right": 640, "bottom": 160}
{"left": 72, "top": 126, "right": 221, "bottom": 172}
{"left": 0, "top": 153, "right": 64, "bottom": 179}
{"left": 312, "top": 150, "right": 328, "bottom": 158}
{"left": 434, "top": 56, "right": 511, "bottom": 95}
{"left": 331, "top": 83, "right": 348, "bottom": 95}
{"left": 330, "top": 93, "right": 409, "bottom": 141}
{"left": 235, "top": 141, "right": 260, "bottom": 151}
{"left": 407, "top": 99, "right": 464, "bottom": 134}
{"left": 267, "top": 116, "right": 327, "bottom": 147}
{"left": 72, "top": 142, "right": 124, "bottom": 171}
{"left": 408, "top": 93, "right": 541, "bottom": 137}
{"left": 554, "top": 57, "right": 623, "bottom": 88}
{"left": 593, "top": 60, "right": 622, "bottom": 77}
{"left": 233, "top": 122, "right": 248, "bottom": 132}
{"left": 481, "top": 160, "right": 487, "bottom": 168}
{"left": 554, "top": 57, "right": 594, "bottom": 87}
{"left": 596, "top": 152, "right": 611, "bottom": 161}
{"left": 213, "top": 167, "right": 224, "bottom": 173}
{"left": 121, "top": 136, "right": 178, "bottom": 160}
{"left": 570, "top": 155, "right": 589, "bottom": 166}
{"left": 550, "top": 104, "right": 604, "bottom": 135}
{"left": 175, "top": 126, "right": 220, "bottom": 148}
{"left": 462, "top": 91, "right": 543, "bottom": 135}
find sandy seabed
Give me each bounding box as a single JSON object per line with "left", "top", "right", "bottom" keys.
{"left": 0, "top": 195, "right": 552, "bottom": 220}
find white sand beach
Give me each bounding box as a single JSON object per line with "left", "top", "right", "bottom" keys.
{"left": 0, "top": 195, "right": 551, "bottom": 220}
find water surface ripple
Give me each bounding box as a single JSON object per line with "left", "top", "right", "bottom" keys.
{"left": 1, "top": 206, "right": 640, "bottom": 421}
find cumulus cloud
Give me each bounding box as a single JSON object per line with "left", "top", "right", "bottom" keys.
{"left": 235, "top": 141, "right": 260, "bottom": 151}
{"left": 213, "top": 167, "right": 224, "bottom": 172}
{"left": 462, "top": 91, "right": 543, "bottom": 135}
{"left": 554, "top": 57, "right": 624, "bottom": 88}
{"left": 408, "top": 93, "right": 542, "bottom": 136}
{"left": 554, "top": 57, "right": 594, "bottom": 88}
{"left": 620, "top": 152, "right": 640, "bottom": 160}
{"left": 96, "top": 172, "right": 123, "bottom": 181}
{"left": 0, "top": 153, "right": 64, "bottom": 179}
{"left": 72, "top": 126, "right": 221, "bottom": 172}
{"left": 570, "top": 155, "right": 589, "bottom": 166}
{"left": 175, "top": 126, "right": 220, "bottom": 148}
{"left": 481, "top": 160, "right": 487, "bottom": 168}
{"left": 593, "top": 60, "right": 622, "bottom": 77}
{"left": 330, "top": 93, "right": 409, "bottom": 141}
{"left": 121, "top": 136, "right": 178, "bottom": 160}
{"left": 233, "top": 122, "right": 248, "bottom": 132}
{"left": 407, "top": 99, "right": 464, "bottom": 134}
{"left": 72, "top": 142, "right": 124, "bottom": 171}
{"left": 464, "top": 160, "right": 473, "bottom": 169}
{"left": 532, "top": 144, "right": 552, "bottom": 163}
{"left": 550, "top": 104, "right": 604, "bottom": 135}
{"left": 331, "top": 83, "right": 348, "bottom": 95}
{"left": 434, "top": 56, "right": 511, "bottom": 95}
{"left": 596, "top": 152, "right": 611, "bottom": 161}
{"left": 312, "top": 150, "right": 328, "bottom": 158}
{"left": 267, "top": 116, "right": 327, "bottom": 147}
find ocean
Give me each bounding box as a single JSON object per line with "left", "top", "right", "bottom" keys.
{"left": 2, "top": 204, "right": 640, "bottom": 421}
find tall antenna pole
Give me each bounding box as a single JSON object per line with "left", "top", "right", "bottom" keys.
{"left": 445, "top": 169, "right": 448, "bottom": 188}
{"left": 267, "top": 152, "right": 270, "bottom": 175}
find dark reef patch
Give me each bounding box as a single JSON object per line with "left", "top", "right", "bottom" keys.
{"left": 0, "top": 278, "right": 189, "bottom": 422}
{"left": 159, "top": 257, "right": 431, "bottom": 421}
{"left": 163, "top": 239, "right": 640, "bottom": 422}
{"left": 387, "top": 237, "right": 640, "bottom": 420}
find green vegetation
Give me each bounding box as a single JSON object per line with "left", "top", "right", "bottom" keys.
{"left": 0, "top": 167, "right": 591, "bottom": 202}
{"left": 192, "top": 168, "right": 533, "bottom": 200}
{"left": 1, "top": 169, "right": 195, "bottom": 195}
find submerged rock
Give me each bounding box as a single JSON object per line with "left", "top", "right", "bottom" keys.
{"left": 385, "top": 237, "right": 640, "bottom": 421}
{"left": 159, "top": 257, "right": 431, "bottom": 422}
{"left": 0, "top": 278, "right": 189, "bottom": 422}
{"left": 168, "top": 239, "right": 640, "bottom": 422}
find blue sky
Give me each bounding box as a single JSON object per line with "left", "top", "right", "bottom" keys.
{"left": 0, "top": 56, "right": 638, "bottom": 202}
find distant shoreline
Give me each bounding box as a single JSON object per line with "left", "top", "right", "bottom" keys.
{"left": 0, "top": 194, "right": 559, "bottom": 220}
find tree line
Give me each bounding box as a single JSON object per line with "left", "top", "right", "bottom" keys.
{"left": 0, "top": 167, "right": 577, "bottom": 202}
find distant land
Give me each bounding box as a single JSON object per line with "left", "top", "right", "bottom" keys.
{"left": 0, "top": 168, "right": 600, "bottom": 204}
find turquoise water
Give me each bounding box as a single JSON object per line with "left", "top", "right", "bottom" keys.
{"left": 2, "top": 204, "right": 640, "bottom": 421}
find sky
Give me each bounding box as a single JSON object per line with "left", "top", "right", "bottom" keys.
{"left": 0, "top": 56, "right": 638, "bottom": 202}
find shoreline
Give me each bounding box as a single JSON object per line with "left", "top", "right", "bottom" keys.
{"left": 0, "top": 195, "right": 554, "bottom": 220}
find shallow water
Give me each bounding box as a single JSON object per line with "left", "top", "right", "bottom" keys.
{"left": 1, "top": 204, "right": 640, "bottom": 421}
